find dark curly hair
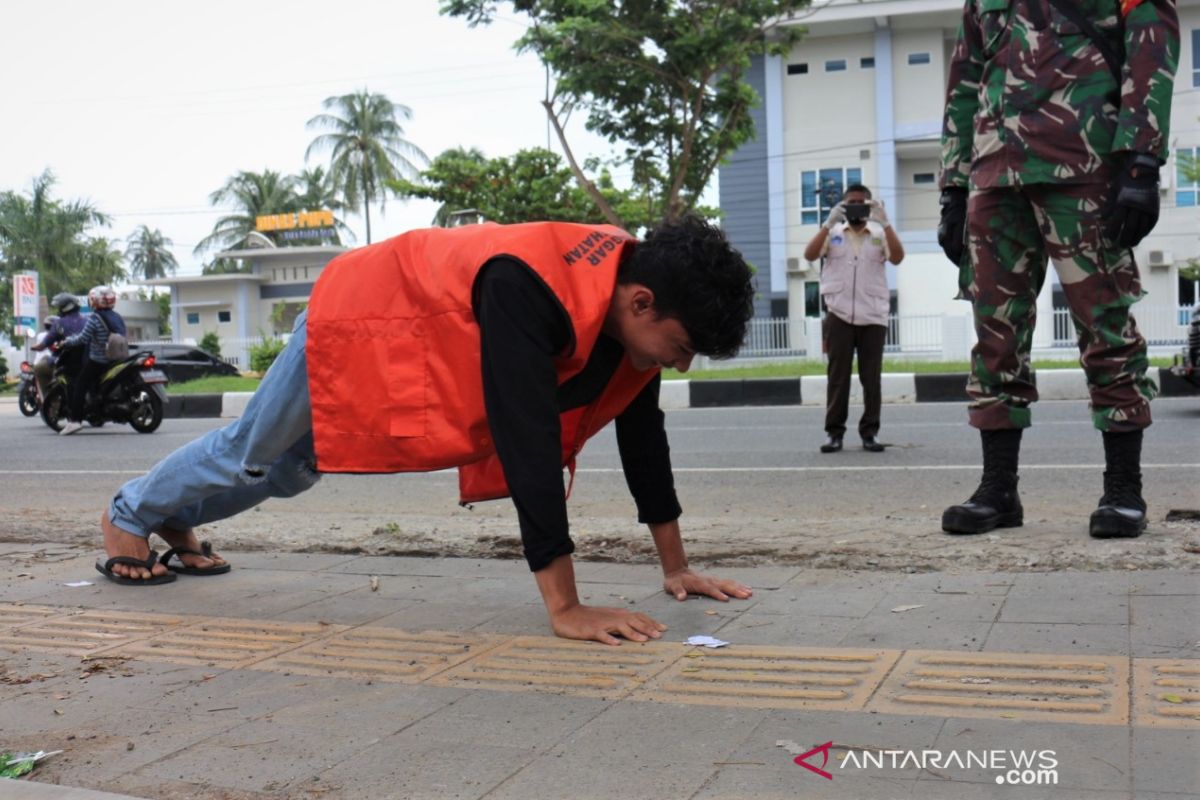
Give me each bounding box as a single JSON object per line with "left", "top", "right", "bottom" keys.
{"left": 618, "top": 215, "right": 754, "bottom": 359}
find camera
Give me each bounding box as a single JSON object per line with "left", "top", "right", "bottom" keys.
{"left": 844, "top": 202, "right": 870, "bottom": 224}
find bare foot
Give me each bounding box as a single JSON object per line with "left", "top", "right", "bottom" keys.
{"left": 156, "top": 525, "right": 226, "bottom": 571}
{"left": 101, "top": 511, "right": 170, "bottom": 581}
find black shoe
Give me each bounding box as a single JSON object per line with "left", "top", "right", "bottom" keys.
{"left": 819, "top": 435, "right": 843, "bottom": 453}
{"left": 1090, "top": 431, "right": 1147, "bottom": 538}
{"left": 942, "top": 429, "right": 1024, "bottom": 535}
{"left": 862, "top": 436, "right": 885, "bottom": 452}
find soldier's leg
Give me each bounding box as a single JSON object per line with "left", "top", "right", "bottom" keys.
{"left": 1031, "top": 184, "right": 1155, "bottom": 431}
{"left": 943, "top": 188, "right": 1042, "bottom": 535}
{"left": 965, "top": 188, "right": 1047, "bottom": 430}
{"left": 1031, "top": 184, "right": 1152, "bottom": 537}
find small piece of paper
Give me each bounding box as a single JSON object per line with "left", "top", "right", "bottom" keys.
{"left": 890, "top": 604, "right": 924, "bottom": 613}
{"left": 64, "top": 581, "right": 93, "bottom": 588}
{"left": 686, "top": 635, "right": 729, "bottom": 648}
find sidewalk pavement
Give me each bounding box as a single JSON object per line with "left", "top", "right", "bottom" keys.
{"left": 1, "top": 541, "right": 1197, "bottom": 800}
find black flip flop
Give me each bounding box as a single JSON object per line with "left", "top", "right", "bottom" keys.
{"left": 95, "top": 551, "right": 177, "bottom": 585}
{"left": 159, "top": 541, "right": 231, "bottom": 576}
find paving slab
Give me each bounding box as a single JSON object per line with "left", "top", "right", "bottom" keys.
{"left": 984, "top": 622, "right": 1131, "bottom": 656}
{"left": 1, "top": 556, "right": 1197, "bottom": 800}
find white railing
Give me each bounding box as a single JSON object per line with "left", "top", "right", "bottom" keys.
{"left": 741, "top": 305, "right": 1191, "bottom": 360}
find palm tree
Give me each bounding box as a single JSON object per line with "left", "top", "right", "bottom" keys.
{"left": 195, "top": 170, "right": 300, "bottom": 255}
{"left": 125, "top": 225, "right": 178, "bottom": 280}
{"left": 306, "top": 90, "right": 428, "bottom": 243}
{"left": 294, "top": 166, "right": 354, "bottom": 245}
{"left": 0, "top": 169, "right": 117, "bottom": 330}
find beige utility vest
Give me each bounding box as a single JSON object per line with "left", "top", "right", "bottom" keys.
{"left": 820, "top": 223, "right": 890, "bottom": 327}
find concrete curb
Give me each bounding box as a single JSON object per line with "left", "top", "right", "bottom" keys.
{"left": 163, "top": 368, "right": 1198, "bottom": 418}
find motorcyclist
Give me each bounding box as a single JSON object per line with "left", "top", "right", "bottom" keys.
{"left": 34, "top": 294, "right": 87, "bottom": 399}
{"left": 60, "top": 286, "right": 127, "bottom": 436}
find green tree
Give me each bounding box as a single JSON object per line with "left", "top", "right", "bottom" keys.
{"left": 125, "top": 225, "right": 178, "bottom": 280}
{"left": 295, "top": 166, "right": 355, "bottom": 245}
{"left": 155, "top": 291, "right": 171, "bottom": 336}
{"left": 201, "top": 257, "right": 252, "bottom": 275}
{"left": 0, "top": 169, "right": 122, "bottom": 331}
{"left": 441, "top": 0, "right": 807, "bottom": 226}
{"left": 199, "top": 330, "right": 221, "bottom": 358}
{"left": 195, "top": 169, "right": 300, "bottom": 255}
{"left": 391, "top": 146, "right": 655, "bottom": 228}
{"left": 305, "top": 89, "right": 429, "bottom": 244}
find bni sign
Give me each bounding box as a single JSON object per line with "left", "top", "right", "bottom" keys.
{"left": 12, "top": 271, "right": 39, "bottom": 337}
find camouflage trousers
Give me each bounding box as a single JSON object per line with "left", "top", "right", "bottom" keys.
{"left": 963, "top": 183, "right": 1155, "bottom": 432}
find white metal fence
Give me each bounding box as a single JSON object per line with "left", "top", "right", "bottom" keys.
{"left": 739, "top": 305, "right": 1191, "bottom": 360}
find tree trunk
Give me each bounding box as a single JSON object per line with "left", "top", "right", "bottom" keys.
{"left": 362, "top": 171, "right": 372, "bottom": 244}
{"left": 542, "top": 100, "right": 625, "bottom": 230}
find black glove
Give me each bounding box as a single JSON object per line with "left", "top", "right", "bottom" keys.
{"left": 1104, "top": 153, "right": 1160, "bottom": 249}
{"left": 937, "top": 187, "right": 968, "bottom": 266}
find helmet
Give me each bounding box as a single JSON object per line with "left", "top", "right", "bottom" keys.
{"left": 51, "top": 292, "right": 80, "bottom": 314}
{"left": 87, "top": 285, "right": 117, "bottom": 310}
{"left": 43, "top": 315, "right": 59, "bottom": 330}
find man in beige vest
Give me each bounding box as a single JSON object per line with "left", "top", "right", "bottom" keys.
{"left": 803, "top": 184, "right": 905, "bottom": 453}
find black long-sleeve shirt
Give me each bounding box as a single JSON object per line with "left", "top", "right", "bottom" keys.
{"left": 473, "top": 258, "right": 681, "bottom": 571}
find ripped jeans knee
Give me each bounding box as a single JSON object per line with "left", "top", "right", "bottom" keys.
{"left": 261, "top": 452, "right": 322, "bottom": 499}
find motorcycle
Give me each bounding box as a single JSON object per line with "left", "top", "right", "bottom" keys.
{"left": 40, "top": 347, "right": 169, "bottom": 434}
{"left": 17, "top": 361, "right": 40, "bottom": 417}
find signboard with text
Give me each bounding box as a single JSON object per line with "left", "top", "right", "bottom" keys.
{"left": 255, "top": 210, "right": 336, "bottom": 242}
{"left": 12, "top": 271, "right": 39, "bottom": 336}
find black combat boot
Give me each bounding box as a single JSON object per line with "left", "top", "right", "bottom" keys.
{"left": 942, "top": 429, "right": 1024, "bottom": 534}
{"left": 1090, "top": 430, "right": 1147, "bottom": 538}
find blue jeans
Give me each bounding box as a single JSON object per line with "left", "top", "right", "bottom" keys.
{"left": 109, "top": 312, "right": 320, "bottom": 538}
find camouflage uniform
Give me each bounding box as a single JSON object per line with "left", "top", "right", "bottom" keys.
{"left": 940, "top": 0, "right": 1179, "bottom": 432}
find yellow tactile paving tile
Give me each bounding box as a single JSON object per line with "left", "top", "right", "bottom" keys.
{"left": 108, "top": 617, "right": 339, "bottom": 668}
{"left": 428, "top": 635, "right": 679, "bottom": 698}
{"left": 252, "top": 627, "right": 502, "bottom": 683}
{"left": 1133, "top": 659, "right": 1200, "bottom": 728}
{"left": 0, "top": 603, "right": 65, "bottom": 631}
{"left": 0, "top": 609, "right": 189, "bottom": 657}
{"left": 868, "top": 651, "right": 1131, "bottom": 726}
{"left": 632, "top": 645, "right": 900, "bottom": 711}
{"left": 0, "top": 603, "right": 1196, "bottom": 728}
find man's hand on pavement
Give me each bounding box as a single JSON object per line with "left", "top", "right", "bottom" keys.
{"left": 663, "top": 568, "right": 753, "bottom": 602}
{"left": 549, "top": 604, "right": 667, "bottom": 646}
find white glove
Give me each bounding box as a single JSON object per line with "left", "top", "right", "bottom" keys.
{"left": 822, "top": 203, "right": 847, "bottom": 231}
{"left": 868, "top": 199, "right": 890, "bottom": 228}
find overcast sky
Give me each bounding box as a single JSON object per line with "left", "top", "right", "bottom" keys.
{"left": 1, "top": 1, "right": 623, "bottom": 277}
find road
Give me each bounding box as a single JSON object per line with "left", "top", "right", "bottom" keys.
{"left": 1, "top": 397, "right": 1197, "bottom": 571}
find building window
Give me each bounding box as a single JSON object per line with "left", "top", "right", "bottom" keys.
{"left": 787, "top": 63, "right": 808, "bottom": 75}
{"left": 825, "top": 59, "right": 847, "bottom": 72}
{"left": 800, "top": 167, "right": 864, "bottom": 226}
{"left": 1177, "top": 147, "right": 1198, "bottom": 207}
{"left": 860, "top": 57, "right": 875, "bottom": 69}
{"left": 1193, "top": 30, "right": 1200, "bottom": 86}
{"left": 186, "top": 312, "right": 200, "bottom": 325}
{"left": 1181, "top": 272, "right": 1199, "bottom": 315}
{"left": 804, "top": 281, "right": 822, "bottom": 318}
{"left": 218, "top": 310, "right": 232, "bottom": 323}
{"left": 913, "top": 173, "right": 936, "bottom": 184}
{"left": 908, "top": 52, "right": 931, "bottom": 65}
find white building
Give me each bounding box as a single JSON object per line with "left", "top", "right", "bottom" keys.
{"left": 720, "top": 0, "right": 1200, "bottom": 356}
{"left": 143, "top": 242, "right": 347, "bottom": 368}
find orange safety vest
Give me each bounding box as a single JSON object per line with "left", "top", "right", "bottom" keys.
{"left": 305, "top": 221, "right": 660, "bottom": 504}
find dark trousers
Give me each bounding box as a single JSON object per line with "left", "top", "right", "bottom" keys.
{"left": 69, "top": 359, "right": 108, "bottom": 422}
{"left": 824, "top": 314, "right": 886, "bottom": 439}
